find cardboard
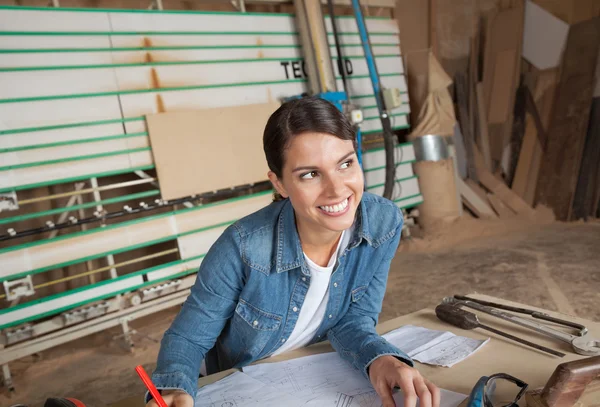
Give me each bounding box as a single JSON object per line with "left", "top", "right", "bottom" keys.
{"left": 146, "top": 103, "right": 279, "bottom": 200}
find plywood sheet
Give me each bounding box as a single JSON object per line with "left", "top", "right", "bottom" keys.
{"left": 146, "top": 103, "right": 279, "bottom": 200}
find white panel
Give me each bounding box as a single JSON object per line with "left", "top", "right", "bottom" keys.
{"left": 108, "top": 11, "right": 297, "bottom": 33}
{"left": 109, "top": 48, "right": 302, "bottom": 64}
{"left": 0, "top": 52, "right": 114, "bottom": 68}
{"left": 367, "top": 176, "right": 420, "bottom": 201}
{"left": 325, "top": 17, "right": 400, "bottom": 34}
{"left": 0, "top": 215, "right": 177, "bottom": 279}
{"left": 0, "top": 137, "right": 148, "bottom": 167}
{"left": 177, "top": 226, "right": 228, "bottom": 259}
{"left": 0, "top": 96, "right": 123, "bottom": 131}
{"left": 364, "top": 163, "right": 415, "bottom": 186}
{"left": 336, "top": 56, "right": 404, "bottom": 76}
{"left": 0, "top": 9, "right": 112, "bottom": 32}
{"left": 522, "top": 1, "right": 568, "bottom": 70}
{"left": 330, "top": 45, "right": 401, "bottom": 58}
{"left": 0, "top": 193, "right": 270, "bottom": 279}
{"left": 395, "top": 194, "right": 423, "bottom": 209}
{"left": 0, "top": 69, "right": 119, "bottom": 99}
{"left": 174, "top": 193, "right": 272, "bottom": 235}
{"left": 363, "top": 144, "right": 416, "bottom": 170}
{"left": 128, "top": 150, "right": 154, "bottom": 167}
{"left": 0, "top": 275, "right": 144, "bottom": 329}
{"left": 114, "top": 62, "right": 292, "bottom": 90}
{"left": 0, "top": 153, "right": 148, "bottom": 191}
{"left": 362, "top": 105, "right": 410, "bottom": 119}
{"left": 0, "top": 123, "right": 126, "bottom": 150}
{"left": 118, "top": 82, "right": 306, "bottom": 118}
{"left": 147, "top": 258, "right": 203, "bottom": 281}
{"left": 362, "top": 114, "right": 408, "bottom": 132}
{"left": 341, "top": 74, "right": 407, "bottom": 96}
{"left": 0, "top": 36, "right": 111, "bottom": 50}
{"left": 110, "top": 34, "right": 300, "bottom": 48}
{"left": 328, "top": 34, "right": 399, "bottom": 46}
{"left": 351, "top": 94, "right": 409, "bottom": 108}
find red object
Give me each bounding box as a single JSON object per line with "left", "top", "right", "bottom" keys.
{"left": 135, "top": 365, "right": 169, "bottom": 407}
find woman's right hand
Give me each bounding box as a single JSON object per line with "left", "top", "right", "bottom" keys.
{"left": 145, "top": 389, "right": 194, "bottom": 407}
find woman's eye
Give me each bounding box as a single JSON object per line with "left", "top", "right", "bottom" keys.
{"left": 300, "top": 171, "right": 318, "bottom": 180}
{"left": 340, "top": 159, "right": 353, "bottom": 170}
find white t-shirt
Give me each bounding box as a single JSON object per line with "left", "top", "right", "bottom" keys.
{"left": 271, "top": 228, "right": 352, "bottom": 356}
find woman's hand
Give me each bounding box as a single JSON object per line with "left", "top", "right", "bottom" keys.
{"left": 145, "top": 389, "right": 194, "bottom": 407}
{"left": 369, "top": 355, "right": 440, "bottom": 407}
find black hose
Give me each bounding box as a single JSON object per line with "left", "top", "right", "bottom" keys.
{"left": 327, "top": 0, "right": 348, "bottom": 94}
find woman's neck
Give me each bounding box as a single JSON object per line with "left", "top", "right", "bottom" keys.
{"left": 296, "top": 218, "right": 343, "bottom": 267}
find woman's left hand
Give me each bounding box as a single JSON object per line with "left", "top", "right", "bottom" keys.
{"left": 368, "top": 355, "right": 440, "bottom": 407}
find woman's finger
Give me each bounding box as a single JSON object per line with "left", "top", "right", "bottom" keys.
{"left": 374, "top": 379, "right": 397, "bottom": 407}
{"left": 396, "top": 373, "right": 418, "bottom": 407}
{"left": 425, "top": 379, "right": 441, "bottom": 407}
{"left": 414, "top": 377, "right": 432, "bottom": 407}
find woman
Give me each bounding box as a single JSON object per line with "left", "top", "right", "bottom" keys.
{"left": 146, "top": 97, "right": 439, "bottom": 407}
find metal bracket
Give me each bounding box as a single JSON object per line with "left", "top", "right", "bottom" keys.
{"left": 3, "top": 324, "right": 35, "bottom": 345}
{"left": 141, "top": 280, "right": 182, "bottom": 302}
{"left": 62, "top": 302, "right": 110, "bottom": 326}
{"left": 0, "top": 191, "right": 18, "bottom": 212}
{"left": 3, "top": 276, "right": 34, "bottom": 301}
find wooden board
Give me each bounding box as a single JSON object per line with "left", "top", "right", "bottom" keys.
{"left": 478, "top": 167, "right": 536, "bottom": 217}
{"left": 511, "top": 68, "right": 558, "bottom": 206}
{"left": 535, "top": 18, "right": 600, "bottom": 220}
{"left": 481, "top": 4, "right": 525, "bottom": 163}
{"left": 457, "top": 177, "right": 497, "bottom": 218}
{"left": 146, "top": 103, "right": 278, "bottom": 200}
{"left": 476, "top": 82, "right": 492, "bottom": 171}
{"left": 487, "top": 192, "right": 516, "bottom": 218}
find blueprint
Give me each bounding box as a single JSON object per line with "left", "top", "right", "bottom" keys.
{"left": 243, "top": 352, "right": 467, "bottom": 407}
{"left": 194, "top": 371, "right": 304, "bottom": 407}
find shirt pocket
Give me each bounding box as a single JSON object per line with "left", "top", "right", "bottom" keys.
{"left": 351, "top": 285, "right": 368, "bottom": 303}
{"left": 231, "top": 299, "right": 282, "bottom": 361}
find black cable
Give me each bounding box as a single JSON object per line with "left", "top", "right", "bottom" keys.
{"left": 327, "top": 0, "right": 348, "bottom": 95}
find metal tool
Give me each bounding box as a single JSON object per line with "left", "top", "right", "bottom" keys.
{"left": 435, "top": 304, "right": 565, "bottom": 357}
{"left": 445, "top": 296, "right": 600, "bottom": 356}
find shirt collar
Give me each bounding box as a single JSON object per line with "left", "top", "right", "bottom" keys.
{"left": 275, "top": 196, "right": 372, "bottom": 274}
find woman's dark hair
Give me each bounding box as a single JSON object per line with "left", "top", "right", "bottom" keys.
{"left": 263, "top": 97, "right": 357, "bottom": 181}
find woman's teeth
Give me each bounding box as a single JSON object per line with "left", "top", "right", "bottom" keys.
{"left": 319, "top": 198, "right": 349, "bottom": 213}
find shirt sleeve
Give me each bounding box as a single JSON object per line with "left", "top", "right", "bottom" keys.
{"left": 326, "top": 217, "right": 413, "bottom": 380}
{"left": 146, "top": 224, "right": 245, "bottom": 402}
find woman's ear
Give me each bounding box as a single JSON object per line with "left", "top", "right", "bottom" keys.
{"left": 267, "top": 171, "right": 289, "bottom": 199}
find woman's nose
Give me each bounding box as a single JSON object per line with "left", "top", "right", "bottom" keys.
{"left": 324, "top": 174, "right": 345, "bottom": 196}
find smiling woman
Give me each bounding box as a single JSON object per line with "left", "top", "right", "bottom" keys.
{"left": 146, "top": 97, "right": 439, "bottom": 407}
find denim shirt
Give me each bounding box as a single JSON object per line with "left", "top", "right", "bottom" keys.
{"left": 150, "top": 191, "right": 413, "bottom": 399}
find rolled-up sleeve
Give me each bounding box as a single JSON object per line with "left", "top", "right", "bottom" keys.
{"left": 146, "top": 224, "right": 245, "bottom": 401}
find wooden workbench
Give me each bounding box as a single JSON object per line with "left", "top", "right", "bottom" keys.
{"left": 111, "top": 294, "right": 600, "bottom": 406}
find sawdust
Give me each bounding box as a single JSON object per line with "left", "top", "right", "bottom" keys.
{"left": 401, "top": 204, "right": 557, "bottom": 253}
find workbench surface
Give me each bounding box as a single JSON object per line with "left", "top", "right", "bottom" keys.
{"left": 111, "top": 294, "right": 600, "bottom": 406}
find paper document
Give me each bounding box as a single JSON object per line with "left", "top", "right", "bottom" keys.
{"left": 194, "top": 371, "right": 304, "bottom": 407}
{"left": 383, "top": 325, "right": 489, "bottom": 367}
{"left": 244, "top": 351, "right": 467, "bottom": 407}
{"left": 243, "top": 352, "right": 373, "bottom": 400}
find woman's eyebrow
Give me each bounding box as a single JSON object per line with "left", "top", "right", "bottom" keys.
{"left": 292, "top": 151, "right": 355, "bottom": 173}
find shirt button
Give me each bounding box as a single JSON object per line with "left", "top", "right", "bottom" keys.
{"left": 293, "top": 306, "right": 298, "bottom": 312}
{"left": 282, "top": 338, "right": 286, "bottom": 343}
{"left": 253, "top": 320, "right": 258, "bottom": 326}
{"left": 302, "top": 277, "right": 306, "bottom": 282}
{"left": 333, "top": 282, "right": 338, "bottom": 288}
{"left": 329, "top": 314, "right": 333, "bottom": 319}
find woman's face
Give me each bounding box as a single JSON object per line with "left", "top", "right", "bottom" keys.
{"left": 268, "top": 132, "right": 364, "bottom": 234}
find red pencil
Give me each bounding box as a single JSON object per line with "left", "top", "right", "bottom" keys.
{"left": 135, "top": 365, "right": 169, "bottom": 407}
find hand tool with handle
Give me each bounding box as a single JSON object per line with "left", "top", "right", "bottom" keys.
{"left": 435, "top": 304, "right": 565, "bottom": 357}
{"left": 445, "top": 297, "right": 600, "bottom": 356}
